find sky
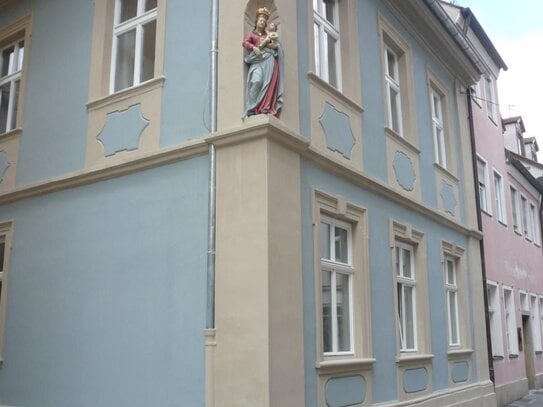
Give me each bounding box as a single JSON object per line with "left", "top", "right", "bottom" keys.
{"left": 459, "top": 0, "right": 543, "bottom": 158}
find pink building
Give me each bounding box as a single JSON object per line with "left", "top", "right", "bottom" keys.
{"left": 443, "top": 4, "right": 543, "bottom": 405}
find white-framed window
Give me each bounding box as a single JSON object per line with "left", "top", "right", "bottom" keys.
{"left": 313, "top": 191, "right": 372, "bottom": 366}
{"left": 521, "top": 195, "right": 531, "bottom": 241}
{"left": 511, "top": 186, "right": 521, "bottom": 234}
{"left": 493, "top": 171, "right": 507, "bottom": 224}
{"left": 471, "top": 80, "right": 482, "bottom": 107}
{"left": 384, "top": 46, "right": 402, "bottom": 136}
{"left": 320, "top": 216, "right": 354, "bottom": 354}
{"left": 396, "top": 242, "right": 417, "bottom": 352}
{"left": 430, "top": 88, "right": 446, "bottom": 167}
{"left": 444, "top": 256, "right": 460, "bottom": 346}
{"left": 110, "top": 0, "right": 158, "bottom": 93}
{"left": 313, "top": 0, "right": 341, "bottom": 89}
{"left": 531, "top": 295, "right": 542, "bottom": 352}
{"left": 503, "top": 286, "right": 519, "bottom": 356}
{"left": 487, "top": 281, "right": 504, "bottom": 358}
{"left": 0, "top": 38, "right": 24, "bottom": 134}
{"left": 520, "top": 290, "right": 529, "bottom": 313}
{"left": 477, "top": 156, "right": 491, "bottom": 214}
{"left": 484, "top": 76, "right": 496, "bottom": 122}
{"left": 529, "top": 203, "right": 540, "bottom": 246}
{"left": 0, "top": 222, "right": 12, "bottom": 360}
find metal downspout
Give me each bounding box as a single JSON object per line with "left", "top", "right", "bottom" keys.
{"left": 466, "top": 86, "right": 495, "bottom": 384}
{"left": 207, "top": 0, "right": 219, "bottom": 330}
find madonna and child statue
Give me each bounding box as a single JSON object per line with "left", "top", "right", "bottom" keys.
{"left": 242, "top": 7, "right": 284, "bottom": 118}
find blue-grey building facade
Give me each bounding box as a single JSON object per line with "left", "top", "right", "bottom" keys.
{"left": 0, "top": 0, "right": 496, "bottom": 406}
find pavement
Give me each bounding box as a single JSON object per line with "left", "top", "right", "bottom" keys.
{"left": 505, "top": 389, "right": 543, "bottom": 406}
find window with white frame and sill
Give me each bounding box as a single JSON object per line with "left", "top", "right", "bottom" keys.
{"left": 477, "top": 156, "right": 491, "bottom": 214}
{"left": 520, "top": 194, "right": 532, "bottom": 241}
{"left": 313, "top": 191, "right": 372, "bottom": 369}
{"left": 510, "top": 186, "right": 521, "bottom": 234}
{"left": 0, "top": 16, "right": 30, "bottom": 136}
{"left": 378, "top": 17, "right": 416, "bottom": 145}
{"left": 529, "top": 203, "right": 540, "bottom": 246}
{"left": 391, "top": 221, "right": 428, "bottom": 357}
{"left": 430, "top": 87, "right": 447, "bottom": 168}
{"left": 531, "top": 294, "right": 542, "bottom": 353}
{"left": 444, "top": 256, "right": 460, "bottom": 346}
{"left": 503, "top": 286, "right": 519, "bottom": 356}
{"left": 493, "top": 170, "right": 507, "bottom": 224}
{"left": 484, "top": 76, "right": 497, "bottom": 123}
{"left": 487, "top": 282, "right": 504, "bottom": 359}
{"left": 0, "top": 38, "right": 23, "bottom": 133}
{"left": 111, "top": 0, "right": 157, "bottom": 93}
{"left": 320, "top": 216, "right": 353, "bottom": 355}
{"left": 539, "top": 297, "right": 543, "bottom": 352}
{"left": 313, "top": 0, "right": 341, "bottom": 89}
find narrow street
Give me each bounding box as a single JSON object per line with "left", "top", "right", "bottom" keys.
{"left": 506, "top": 390, "right": 543, "bottom": 406}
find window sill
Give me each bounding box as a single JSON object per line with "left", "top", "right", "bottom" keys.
{"left": 498, "top": 220, "right": 508, "bottom": 228}
{"left": 535, "top": 350, "right": 543, "bottom": 356}
{"left": 433, "top": 162, "right": 458, "bottom": 183}
{"left": 480, "top": 209, "right": 493, "bottom": 218}
{"left": 87, "top": 76, "right": 166, "bottom": 112}
{"left": 447, "top": 348, "right": 473, "bottom": 360}
{"left": 509, "top": 353, "right": 519, "bottom": 359}
{"left": 307, "top": 72, "right": 364, "bottom": 114}
{"left": 384, "top": 127, "right": 421, "bottom": 155}
{"left": 492, "top": 355, "right": 504, "bottom": 361}
{"left": 316, "top": 358, "right": 376, "bottom": 374}
{"left": 0, "top": 128, "right": 22, "bottom": 141}
{"left": 396, "top": 353, "right": 434, "bottom": 366}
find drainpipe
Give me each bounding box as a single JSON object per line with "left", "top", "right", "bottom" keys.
{"left": 466, "top": 86, "right": 495, "bottom": 384}
{"left": 206, "top": 0, "right": 219, "bottom": 330}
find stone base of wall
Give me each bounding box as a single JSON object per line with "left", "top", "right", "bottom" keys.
{"left": 377, "top": 381, "right": 496, "bottom": 407}
{"left": 535, "top": 373, "right": 543, "bottom": 389}
{"left": 495, "top": 378, "right": 529, "bottom": 407}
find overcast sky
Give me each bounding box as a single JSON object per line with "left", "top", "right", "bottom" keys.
{"left": 460, "top": 0, "right": 543, "bottom": 159}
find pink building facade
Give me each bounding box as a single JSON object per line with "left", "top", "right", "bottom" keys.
{"left": 443, "top": 4, "right": 543, "bottom": 406}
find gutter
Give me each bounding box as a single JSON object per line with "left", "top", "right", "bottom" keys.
{"left": 423, "top": 0, "right": 486, "bottom": 75}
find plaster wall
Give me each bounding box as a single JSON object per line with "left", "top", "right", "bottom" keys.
{"left": 0, "top": 157, "right": 209, "bottom": 407}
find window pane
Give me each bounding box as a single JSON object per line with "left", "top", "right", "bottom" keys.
{"left": 386, "top": 49, "right": 396, "bottom": 79}
{"left": 313, "top": 23, "right": 320, "bottom": 77}
{"left": 404, "top": 285, "right": 415, "bottom": 349}
{"left": 17, "top": 41, "right": 24, "bottom": 71}
{"left": 320, "top": 222, "right": 330, "bottom": 260}
{"left": 336, "top": 272, "right": 351, "bottom": 352}
{"left": 322, "top": 270, "right": 332, "bottom": 352}
{"left": 395, "top": 246, "right": 400, "bottom": 276}
{"left": 402, "top": 248, "right": 411, "bottom": 278}
{"left": 334, "top": 226, "right": 348, "bottom": 263}
{"left": 1, "top": 45, "right": 15, "bottom": 77}
{"left": 0, "top": 82, "right": 10, "bottom": 133}
{"left": 390, "top": 87, "right": 400, "bottom": 133}
{"left": 114, "top": 29, "right": 136, "bottom": 92}
{"left": 449, "top": 291, "right": 458, "bottom": 344}
{"left": 446, "top": 260, "right": 455, "bottom": 285}
{"left": 140, "top": 19, "right": 156, "bottom": 83}
{"left": 0, "top": 241, "right": 4, "bottom": 272}
{"left": 9, "top": 79, "right": 19, "bottom": 130}
{"left": 324, "top": 0, "right": 335, "bottom": 25}
{"left": 145, "top": 0, "right": 157, "bottom": 11}
{"left": 326, "top": 33, "right": 337, "bottom": 88}
{"left": 119, "top": 0, "right": 138, "bottom": 23}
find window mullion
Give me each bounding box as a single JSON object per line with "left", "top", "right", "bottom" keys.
{"left": 6, "top": 80, "right": 15, "bottom": 132}
{"left": 133, "top": 24, "right": 143, "bottom": 85}
{"left": 331, "top": 271, "right": 338, "bottom": 353}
